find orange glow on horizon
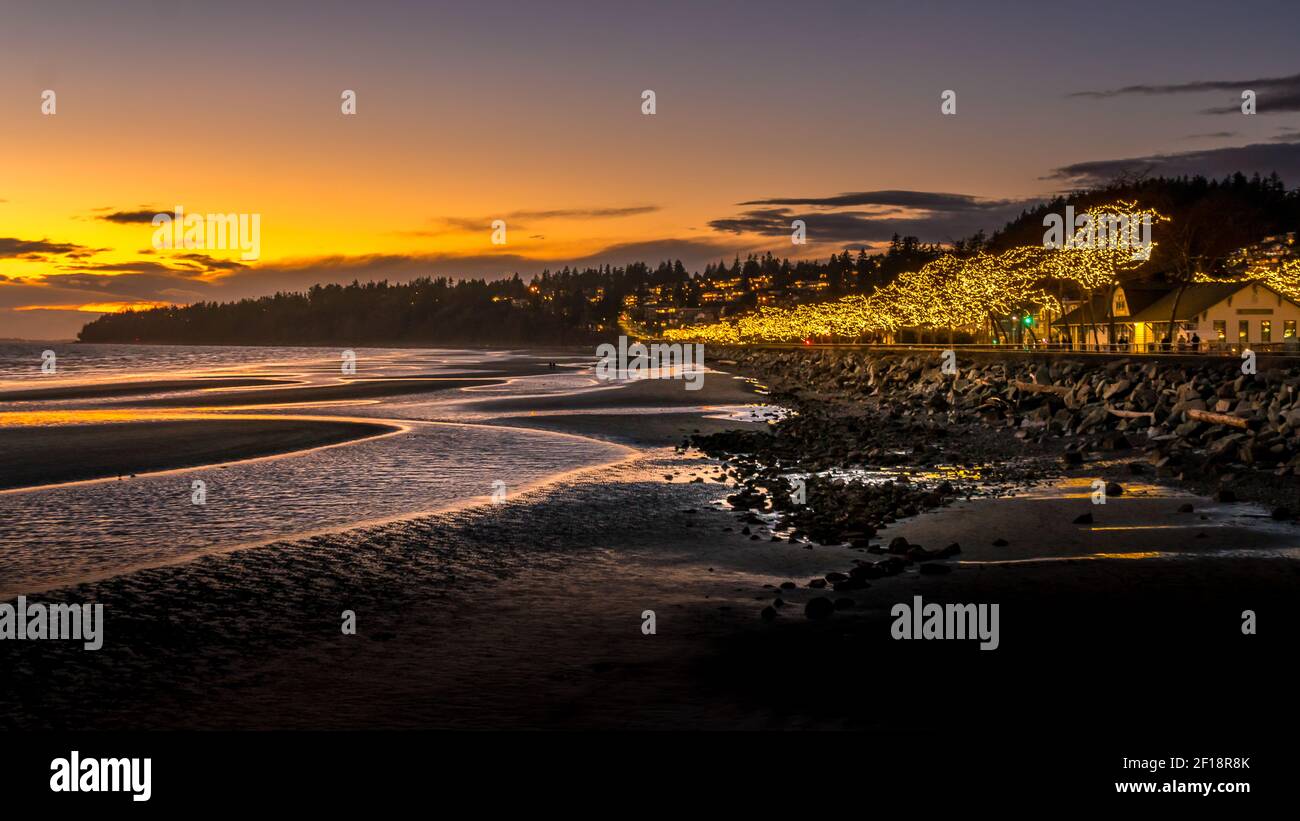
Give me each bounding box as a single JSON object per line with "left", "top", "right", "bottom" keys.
{"left": 14, "top": 301, "right": 176, "bottom": 314}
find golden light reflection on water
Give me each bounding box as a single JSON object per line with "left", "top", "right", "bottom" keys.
{"left": 966, "top": 551, "right": 1171, "bottom": 565}
{"left": 1018, "top": 478, "right": 1168, "bottom": 500}
{"left": 1088, "top": 525, "right": 1206, "bottom": 532}
{"left": 916, "top": 465, "right": 985, "bottom": 481}
{"left": 0, "top": 408, "right": 376, "bottom": 427}
{"left": 849, "top": 463, "right": 987, "bottom": 483}
{"left": 1094, "top": 551, "right": 1165, "bottom": 559}
{"left": 0, "top": 409, "right": 217, "bottom": 426}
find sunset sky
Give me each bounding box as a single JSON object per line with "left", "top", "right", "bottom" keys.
{"left": 3, "top": 0, "right": 1299, "bottom": 338}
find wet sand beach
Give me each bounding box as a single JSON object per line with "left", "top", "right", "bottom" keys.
{"left": 1, "top": 443, "right": 1295, "bottom": 731}
{"left": 0, "top": 418, "right": 399, "bottom": 491}
{"left": 1, "top": 346, "right": 1297, "bottom": 735}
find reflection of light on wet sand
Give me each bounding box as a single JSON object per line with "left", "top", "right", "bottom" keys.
{"left": 1014, "top": 478, "right": 1172, "bottom": 501}
{"left": 702, "top": 404, "right": 788, "bottom": 423}
{"left": 963, "top": 552, "right": 1170, "bottom": 565}
{"left": 805, "top": 463, "right": 990, "bottom": 485}
{"left": 1088, "top": 525, "right": 1209, "bottom": 532}
{"left": 1, "top": 408, "right": 226, "bottom": 426}
{"left": 0, "top": 407, "right": 387, "bottom": 426}
{"left": 457, "top": 374, "right": 610, "bottom": 396}
{"left": 193, "top": 377, "right": 311, "bottom": 394}
{"left": 215, "top": 400, "right": 387, "bottom": 411}
{"left": 1, "top": 420, "right": 637, "bottom": 596}
{"left": 1094, "top": 551, "right": 1164, "bottom": 559}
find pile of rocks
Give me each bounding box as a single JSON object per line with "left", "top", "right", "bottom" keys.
{"left": 696, "top": 346, "right": 1300, "bottom": 621}
{"left": 712, "top": 347, "right": 1300, "bottom": 481}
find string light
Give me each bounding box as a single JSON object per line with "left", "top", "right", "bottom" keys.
{"left": 663, "top": 201, "right": 1167, "bottom": 343}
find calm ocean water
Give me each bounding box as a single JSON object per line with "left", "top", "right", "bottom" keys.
{"left": 0, "top": 344, "right": 632, "bottom": 595}
{"left": 0, "top": 342, "right": 513, "bottom": 387}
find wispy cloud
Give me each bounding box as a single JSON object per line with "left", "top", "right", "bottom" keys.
{"left": 97, "top": 207, "right": 165, "bottom": 224}
{"left": 739, "top": 190, "right": 1014, "bottom": 211}
{"left": 1069, "top": 71, "right": 1300, "bottom": 114}
{"left": 0, "top": 237, "right": 89, "bottom": 259}
{"left": 1048, "top": 139, "right": 1300, "bottom": 187}
{"left": 710, "top": 190, "right": 1038, "bottom": 245}
{"left": 505, "top": 206, "right": 659, "bottom": 220}
{"left": 404, "top": 205, "right": 661, "bottom": 237}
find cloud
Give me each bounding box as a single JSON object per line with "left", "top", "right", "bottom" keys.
{"left": 709, "top": 190, "right": 1039, "bottom": 245}
{"left": 171, "top": 253, "right": 249, "bottom": 272}
{"left": 505, "top": 206, "right": 659, "bottom": 220}
{"left": 53, "top": 261, "right": 199, "bottom": 276}
{"left": 97, "top": 208, "right": 165, "bottom": 224}
{"left": 14, "top": 300, "right": 173, "bottom": 313}
{"left": 406, "top": 205, "right": 661, "bottom": 237}
{"left": 0, "top": 276, "right": 125, "bottom": 309}
{"left": 1069, "top": 71, "right": 1300, "bottom": 114}
{"left": 23, "top": 272, "right": 211, "bottom": 303}
{"left": 1179, "top": 131, "right": 1238, "bottom": 140}
{"left": 0, "top": 237, "right": 89, "bottom": 258}
{"left": 48, "top": 252, "right": 246, "bottom": 278}
{"left": 565, "top": 237, "right": 748, "bottom": 268}
{"left": 1048, "top": 139, "right": 1300, "bottom": 188}
{"left": 738, "top": 190, "right": 1013, "bottom": 211}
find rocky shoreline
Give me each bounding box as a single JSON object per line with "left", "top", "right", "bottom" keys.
{"left": 689, "top": 346, "right": 1300, "bottom": 619}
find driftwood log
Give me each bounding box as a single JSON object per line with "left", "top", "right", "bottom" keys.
{"left": 1186, "top": 408, "right": 1250, "bottom": 429}
{"left": 1011, "top": 380, "right": 1072, "bottom": 397}
{"left": 1107, "top": 407, "right": 1155, "bottom": 420}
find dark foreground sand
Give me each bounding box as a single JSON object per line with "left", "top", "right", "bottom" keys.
{"left": 1, "top": 443, "right": 1295, "bottom": 733}
{"left": 1, "top": 363, "right": 1296, "bottom": 734}
{"left": 0, "top": 419, "right": 398, "bottom": 490}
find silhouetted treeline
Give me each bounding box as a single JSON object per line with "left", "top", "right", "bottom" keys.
{"left": 80, "top": 276, "right": 588, "bottom": 346}
{"left": 77, "top": 246, "right": 946, "bottom": 345}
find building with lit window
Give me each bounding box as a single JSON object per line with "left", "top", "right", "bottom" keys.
{"left": 1054, "top": 281, "right": 1300, "bottom": 351}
